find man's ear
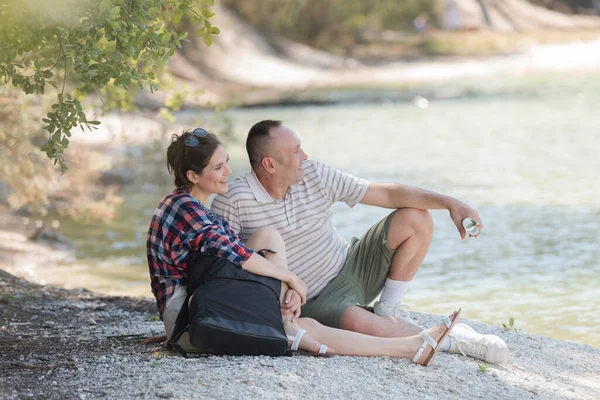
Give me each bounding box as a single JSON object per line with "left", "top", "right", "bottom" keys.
{"left": 261, "top": 157, "right": 276, "bottom": 174}
{"left": 186, "top": 170, "right": 198, "bottom": 184}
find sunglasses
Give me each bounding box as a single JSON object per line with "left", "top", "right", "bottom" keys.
{"left": 185, "top": 128, "right": 208, "bottom": 147}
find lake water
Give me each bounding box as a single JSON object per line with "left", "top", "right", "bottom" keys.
{"left": 36, "top": 73, "right": 600, "bottom": 348}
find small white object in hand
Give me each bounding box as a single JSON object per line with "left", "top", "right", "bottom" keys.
{"left": 462, "top": 218, "right": 479, "bottom": 236}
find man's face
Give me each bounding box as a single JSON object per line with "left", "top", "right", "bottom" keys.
{"left": 268, "top": 125, "right": 308, "bottom": 185}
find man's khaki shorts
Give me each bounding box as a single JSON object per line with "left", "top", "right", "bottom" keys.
{"left": 300, "top": 211, "right": 397, "bottom": 328}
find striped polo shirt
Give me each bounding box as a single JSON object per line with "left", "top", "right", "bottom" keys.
{"left": 211, "top": 160, "right": 370, "bottom": 299}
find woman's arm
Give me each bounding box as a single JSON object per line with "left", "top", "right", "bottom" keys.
{"left": 242, "top": 253, "right": 308, "bottom": 304}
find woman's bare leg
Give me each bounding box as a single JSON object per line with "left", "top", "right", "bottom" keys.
{"left": 296, "top": 312, "right": 457, "bottom": 363}
{"left": 245, "top": 227, "right": 328, "bottom": 353}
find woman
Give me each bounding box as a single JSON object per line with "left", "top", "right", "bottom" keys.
{"left": 146, "top": 128, "right": 460, "bottom": 365}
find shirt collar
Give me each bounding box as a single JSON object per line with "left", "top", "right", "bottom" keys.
{"left": 246, "top": 170, "right": 304, "bottom": 203}
{"left": 246, "top": 170, "right": 276, "bottom": 203}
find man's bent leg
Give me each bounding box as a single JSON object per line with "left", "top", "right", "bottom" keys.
{"left": 385, "top": 208, "right": 433, "bottom": 282}
{"left": 340, "top": 305, "right": 422, "bottom": 337}
{"left": 300, "top": 281, "right": 421, "bottom": 337}
{"left": 374, "top": 208, "right": 433, "bottom": 317}
{"left": 301, "top": 211, "right": 422, "bottom": 336}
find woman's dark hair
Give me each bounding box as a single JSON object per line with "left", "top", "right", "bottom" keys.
{"left": 166, "top": 129, "right": 221, "bottom": 190}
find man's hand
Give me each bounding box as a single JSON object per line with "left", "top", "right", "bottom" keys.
{"left": 448, "top": 199, "right": 483, "bottom": 239}
{"left": 280, "top": 289, "right": 302, "bottom": 322}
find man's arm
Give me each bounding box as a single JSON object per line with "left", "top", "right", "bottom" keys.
{"left": 361, "top": 183, "right": 483, "bottom": 239}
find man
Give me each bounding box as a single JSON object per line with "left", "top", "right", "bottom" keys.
{"left": 211, "top": 120, "right": 508, "bottom": 363}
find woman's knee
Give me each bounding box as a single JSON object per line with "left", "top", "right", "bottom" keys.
{"left": 249, "top": 226, "right": 283, "bottom": 248}
{"left": 297, "top": 317, "right": 321, "bottom": 331}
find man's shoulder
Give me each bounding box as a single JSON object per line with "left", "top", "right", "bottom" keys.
{"left": 302, "top": 159, "right": 323, "bottom": 180}
{"left": 213, "top": 174, "right": 255, "bottom": 205}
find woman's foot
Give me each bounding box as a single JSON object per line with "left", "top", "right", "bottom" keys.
{"left": 412, "top": 310, "right": 460, "bottom": 366}
{"left": 284, "top": 321, "right": 335, "bottom": 355}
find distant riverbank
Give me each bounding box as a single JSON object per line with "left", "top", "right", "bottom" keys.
{"left": 155, "top": 4, "right": 600, "bottom": 108}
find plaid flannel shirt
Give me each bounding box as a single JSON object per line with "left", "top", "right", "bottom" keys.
{"left": 146, "top": 189, "right": 254, "bottom": 316}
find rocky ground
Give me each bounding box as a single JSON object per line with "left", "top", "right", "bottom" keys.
{"left": 1, "top": 240, "right": 600, "bottom": 400}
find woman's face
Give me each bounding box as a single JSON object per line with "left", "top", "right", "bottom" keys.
{"left": 189, "top": 145, "right": 231, "bottom": 200}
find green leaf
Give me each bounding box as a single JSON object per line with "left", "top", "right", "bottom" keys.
{"left": 203, "top": 32, "right": 212, "bottom": 46}
{"left": 201, "top": 8, "right": 215, "bottom": 18}
{"left": 114, "top": 74, "right": 129, "bottom": 86}
{"left": 172, "top": 12, "right": 182, "bottom": 24}
{"left": 109, "top": 6, "right": 121, "bottom": 19}
{"left": 209, "top": 27, "right": 220, "bottom": 35}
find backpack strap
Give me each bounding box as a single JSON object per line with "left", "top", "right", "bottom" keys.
{"left": 166, "top": 293, "right": 192, "bottom": 358}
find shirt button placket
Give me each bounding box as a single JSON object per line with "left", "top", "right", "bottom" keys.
{"left": 284, "top": 193, "right": 293, "bottom": 226}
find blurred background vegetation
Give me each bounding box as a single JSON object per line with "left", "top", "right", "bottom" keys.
{"left": 222, "top": 0, "right": 600, "bottom": 58}
{"left": 1, "top": 0, "right": 600, "bottom": 220}
{"left": 222, "top": 0, "right": 440, "bottom": 53}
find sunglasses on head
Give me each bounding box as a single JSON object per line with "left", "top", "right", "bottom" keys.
{"left": 185, "top": 128, "right": 208, "bottom": 147}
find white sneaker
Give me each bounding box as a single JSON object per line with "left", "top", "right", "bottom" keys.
{"left": 449, "top": 323, "right": 509, "bottom": 364}
{"left": 373, "top": 301, "right": 415, "bottom": 323}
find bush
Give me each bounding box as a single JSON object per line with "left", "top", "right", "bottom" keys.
{"left": 0, "top": 87, "right": 122, "bottom": 222}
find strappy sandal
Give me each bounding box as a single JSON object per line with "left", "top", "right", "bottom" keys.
{"left": 288, "top": 328, "right": 329, "bottom": 356}
{"left": 412, "top": 308, "right": 461, "bottom": 367}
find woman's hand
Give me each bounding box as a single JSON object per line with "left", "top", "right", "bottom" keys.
{"left": 286, "top": 273, "right": 308, "bottom": 305}
{"left": 281, "top": 289, "right": 302, "bottom": 322}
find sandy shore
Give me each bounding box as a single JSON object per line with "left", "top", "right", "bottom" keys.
{"left": 2, "top": 269, "right": 600, "bottom": 400}
{"left": 1, "top": 206, "right": 600, "bottom": 400}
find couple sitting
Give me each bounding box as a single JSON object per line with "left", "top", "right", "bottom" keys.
{"left": 146, "top": 120, "right": 509, "bottom": 365}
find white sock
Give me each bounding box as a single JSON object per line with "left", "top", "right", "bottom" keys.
{"left": 379, "top": 278, "right": 411, "bottom": 306}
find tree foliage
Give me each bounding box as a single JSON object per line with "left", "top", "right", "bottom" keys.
{"left": 0, "top": 0, "right": 219, "bottom": 173}
{"left": 0, "top": 87, "right": 123, "bottom": 221}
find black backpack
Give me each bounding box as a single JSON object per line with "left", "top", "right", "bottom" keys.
{"left": 167, "top": 252, "right": 290, "bottom": 357}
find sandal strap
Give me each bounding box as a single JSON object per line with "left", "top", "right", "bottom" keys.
{"left": 412, "top": 331, "right": 438, "bottom": 363}
{"left": 287, "top": 329, "right": 307, "bottom": 351}
{"left": 318, "top": 344, "right": 328, "bottom": 354}
{"left": 443, "top": 316, "right": 452, "bottom": 328}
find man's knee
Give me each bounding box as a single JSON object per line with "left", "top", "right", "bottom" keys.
{"left": 339, "top": 306, "right": 372, "bottom": 333}
{"left": 389, "top": 208, "right": 434, "bottom": 240}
